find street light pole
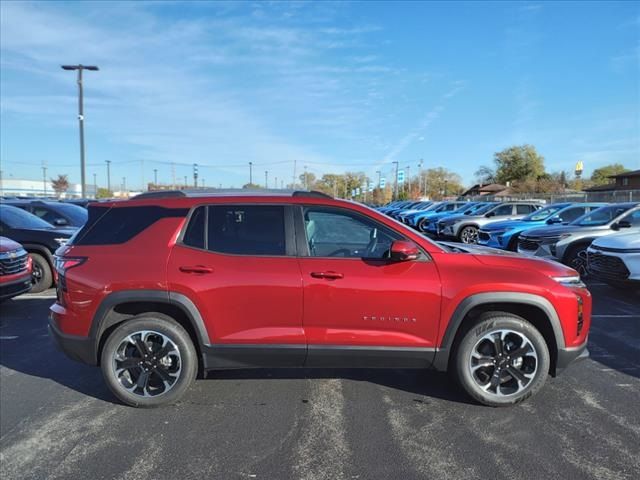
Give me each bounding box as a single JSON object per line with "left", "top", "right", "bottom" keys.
{"left": 61, "top": 64, "right": 99, "bottom": 198}
{"left": 42, "top": 165, "right": 48, "bottom": 197}
{"left": 153, "top": 168, "right": 158, "bottom": 185}
{"left": 265, "top": 170, "right": 268, "bottom": 189}
{"left": 105, "top": 160, "right": 111, "bottom": 193}
{"left": 249, "top": 162, "right": 253, "bottom": 185}
{"left": 406, "top": 165, "right": 411, "bottom": 195}
{"left": 392, "top": 161, "right": 399, "bottom": 200}
{"left": 418, "top": 158, "right": 423, "bottom": 198}
{"left": 93, "top": 173, "right": 97, "bottom": 198}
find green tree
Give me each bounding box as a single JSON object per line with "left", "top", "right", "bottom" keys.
{"left": 493, "top": 145, "right": 545, "bottom": 185}
{"left": 474, "top": 165, "right": 496, "bottom": 184}
{"left": 419, "top": 168, "right": 464, "bottom": 199}
{"left": 51, "top": 174, "right": 69, "bottom": 198}
{"left": 590, "top": 163, "right": 629, "bottom": 185}
{"left": 96, "top": 187, "right": 112, "bottom": 198}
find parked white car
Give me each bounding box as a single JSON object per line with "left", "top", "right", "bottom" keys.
{"left": 587, "top": 231, "right": 640, "bottom": 289}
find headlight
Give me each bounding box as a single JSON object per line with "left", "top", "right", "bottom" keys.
{"left": 551, "top": 275, "right": 585, "bottom": 288}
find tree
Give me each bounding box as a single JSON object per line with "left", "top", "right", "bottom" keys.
{"left": 590, "top": 164, "right": 629, "bottom": 185}
{"left": 418, "top": 168, "right": 464, "bottom": 199}
{"left": 474, "top": 165, "right": 496, "bottom": 185}
{"left": 242, "top": 183, "right": 263, "bottom": 189}
{"left": 493, "top": 145, "right": 545, "bottom": 185}
{"left": 51, "top": 174, "right": 69, "bottom": 198}
{"left": 96, "top": 187, "right": 112, "bottom": 199}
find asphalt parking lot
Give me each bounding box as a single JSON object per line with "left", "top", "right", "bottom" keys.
{"left": 1, "top": 284, "right": 639, "bottom": 480}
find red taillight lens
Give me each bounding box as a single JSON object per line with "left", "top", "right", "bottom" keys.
{"left": 54, "top": 256, "right": 87, "bottom": 275}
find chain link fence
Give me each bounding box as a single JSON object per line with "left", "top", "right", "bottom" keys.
{"left": 462, "top": 190, "right": 639, "bottom": 204}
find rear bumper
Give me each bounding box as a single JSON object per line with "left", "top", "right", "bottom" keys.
{"left": 49, "top": 314, "right": 97, "bottom": 365}
{"left": 555, "top": 341, "right": 589, "bottom": 375}
{"left": 0, "top": 274, "right": 32, "bottom": 300}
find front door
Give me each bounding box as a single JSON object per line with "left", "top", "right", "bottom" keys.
{"left": 295, "top": 206, "right": 441, "bottom": 367}
{"left": 167, "top": 204, "right": 305, "bottom": 367}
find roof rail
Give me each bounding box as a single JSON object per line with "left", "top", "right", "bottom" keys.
{"left": 130, "top": 189, "right": 333, "bottom": 200}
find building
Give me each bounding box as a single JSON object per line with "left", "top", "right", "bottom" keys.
{"left": 461, "top": 183, "right": 512, "bottom": 197}
{"left": 583, "top": 170, "right": 640, "bottom": 193}
{"left": 0, "top": 178, "right": 96, "bottom": 198}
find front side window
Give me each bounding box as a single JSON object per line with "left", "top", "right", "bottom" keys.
{"left": 558, "top": 206, "right": 586, "bottom": 223}
{"left": 620, "top": 209, "right": 640, "bottom": 226}
{"left": 207, "top": 205, "right": 286, "bottom": 256}
{"left": 575, "top": 205, "right": 632, "bottom": 226}
{"left": 303, "top": 207, "right": 401, "bottom": 259}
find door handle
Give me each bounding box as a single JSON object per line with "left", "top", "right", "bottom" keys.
{"left": 310, "top": 271, "right": 344, "bottom": 280}
{"left": 179, "top": 265, "right": 214, "bottom": 274}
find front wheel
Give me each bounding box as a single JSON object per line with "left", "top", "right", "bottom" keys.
{"left": 101, "top": 314, "right": 197, "bottom": 407}
{"left": 417, "top": 218, "right": 430, "bottom": 233}
{"left": 29, "top": 253, "right": 52, "bottom": 293}
{"left": 565, "top": 245, "right": 589, "bottom": 278}
{"left": 459, "top": 225, "right": 479, "bottom": 244}
{"left": 452, "top": 312, "right": 550, "bottom": 406}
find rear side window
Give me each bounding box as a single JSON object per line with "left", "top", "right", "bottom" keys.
{"left": 183, "top": 207, "right": 205, "bottom": 249}
{"left": 73, "top": 206, "right": 188, "bottom": 245}
{"left": 492, "top": 205, "right": 514, "bottom": 216}
{"left": 516, "top": 205, "right": 534, "bottom": 214}
{"left": 207, "top": 205, "right": 286, "bottom": 256}
{"left": 559, "top": 206, "right": 585, "bottom": 223}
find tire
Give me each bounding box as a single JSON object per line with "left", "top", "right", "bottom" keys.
{"left": 506, "top": 234, "right": 520, "bottom": 252}
{"left": 458, "top": 225, "right": 479, "bottom": 244}
{"left": 29, "top": 253, "right": 52, "bottom": 293}
{"left": 452, "top": 312, "right": 550, "bottom": 407}
{"left": 564, "top": 244, "right": 589, "bottom": 278}
{"left": 417, "top": 218, "right": 429, "bottom": 233}
{"left": 100, "top": 313, "right": 197, "bottom": 407}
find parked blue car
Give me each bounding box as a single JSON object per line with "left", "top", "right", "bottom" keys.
{"left": 403, "top": 201, "right": 469, "bottom": 230}
{"left": 477, "top": 202, "right": 607, "bottom": 251}
{"left": 389, "top": 201, "right": 433, "bottom": 220}
{"left": 419, "top": 202, "right": 490, "bottom": 234}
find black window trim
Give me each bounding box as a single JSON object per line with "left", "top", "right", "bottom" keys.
{"left": 177, "top": 203, "right": 296, "bottom": 258}
{"left": 293, "top": 204, "right": 430, "bottom": 262}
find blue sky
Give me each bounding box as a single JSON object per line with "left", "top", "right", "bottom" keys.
{"left": 1, "top": 0, "right": 638, "bottom": 190}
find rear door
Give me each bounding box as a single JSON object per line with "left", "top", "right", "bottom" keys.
{"left": 295, "top": 205, "right": 441, "bottom": 367}
{"left": 167, "top": 203, "right": 306, "bottom": 367}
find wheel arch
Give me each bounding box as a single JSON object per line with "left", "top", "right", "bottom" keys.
{"left": 91, "top": 290, "right": 210, "bottom": 366}
{"left": 433, "top": 292, "right": 564, "bottom": 375}
{"left": 560, "top": 238, "right": 596, "bottom": 264}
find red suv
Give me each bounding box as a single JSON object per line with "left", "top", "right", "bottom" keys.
{"left": 50, "top": 190, "right": 591, "bottom": 407}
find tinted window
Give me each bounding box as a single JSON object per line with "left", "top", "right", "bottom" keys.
{"left": 575, "top": 205, "right": 633, "bottom": 226}
{"left": 303, "top": 207, "right": 401, "bottom": 259}
{"left": 207, "top": 205, "right": 285, "bottom": 255}
{"left": 492, "top": 205, "right": 514, "bottom": 216}
{"left": 0, "top": 205, "right": 52, "bottom": 229}
{"left": 32, "top": 206, "right": 66, "bottom": 225}
{"left": 516, "top": 205, "right": 534, "bottom": 215}
{"left": 183, "top": 206, "right": 205, "bottom": 249}
{"left": 74, "top": 206, "right": 188, "bottom": 245}
{"left": 49, "top": 203, "right": 87, "bottom": 226}
{"left": 620, "top": 209, "right": 640, "bottom": 226}
{"left": 558, "top": 206, "right": 585, "bottom": 223}
{"left": 524, "top": 205, "right": 563, "bottom": 221}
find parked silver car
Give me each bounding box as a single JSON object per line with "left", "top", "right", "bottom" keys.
{"left": 517, "top": 203, "right": 640, "bottom": 274}
{"left": 437, "top": 202, "right": 543, "bottom": 244}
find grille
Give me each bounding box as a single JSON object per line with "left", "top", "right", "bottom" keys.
{"left": 587, "top": 251, "right": 629, "bottom": 279}
{"left": 478, "top": 231, "right": 490, "bottom": 241}
{"left": 518, "top": 237, "right": 540, "bottom": 251}
{"left": 0, "top": 250, "right": 29, "bottom": 276}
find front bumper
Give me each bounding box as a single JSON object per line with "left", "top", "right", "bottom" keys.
{"left": 555, "top": 341, "right": 589, "bottom": 375}
{"left": 49, "top": 313, "right": 97, "bottom": 365}
{"left": 0, "top": 274, "right": 32, "bottom": 301}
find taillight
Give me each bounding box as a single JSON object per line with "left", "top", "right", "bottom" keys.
{"left": 54, "top": 256, "right": 87, "bottom": 275}
{"left": 576, "top": 295, "right": 584, "bottom": 336}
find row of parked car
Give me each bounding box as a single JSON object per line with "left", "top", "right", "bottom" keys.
{"left": 378, "top": 199, "right": 640, "bottom": 289}
{"left": 0, "top": 199, "right": 88, "bottom": 298}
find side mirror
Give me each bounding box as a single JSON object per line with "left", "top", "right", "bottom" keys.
{"left": 612, "top": 220, "right": 631, "bottom": 230}
{"left": 390, "top": 240, "right": 420, "bottom": 262}
{"left": 54, "top": 218, "right": 68, "bottom": 226}
{"left": 485, "top": 211, "right": 495, "bottom": 218}
{"left": 546, "top": 217, "right": 563, "bottom": 224}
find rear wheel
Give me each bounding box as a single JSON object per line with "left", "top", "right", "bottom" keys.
{"left": 417, "top": 218, "right": 430, "bottom": 232}
{"left": 101, "top": 314, "right": 197, "bottom": 407}
{"left": 459, "top": 225, "right": 479, "bottom": 244}
{"left": 29, "top": 253, "right": 52, "bottom": 293}
{"left": 452, "top": 312, "right": 550, "bottom": 407}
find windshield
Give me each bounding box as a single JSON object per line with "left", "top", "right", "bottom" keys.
{"left": 573, "top": 205, "right": 632, "bottom": 226}
{"left": 470, "top": 203, "right": 495, "bottom": 215}
{"left": 0, "top": 205, "right": 52, "bottom": 229}
{"left": 523, "top": 205, "right": 564, "bottom": 222}
{"left": 50, "top": 203, "right": 88, "bottom": 225}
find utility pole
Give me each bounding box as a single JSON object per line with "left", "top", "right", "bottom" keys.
{"left": 122, "top": 177, "right": 127, "bottom": 194}
{"left": 275, "top": 176, "right": 278, "bottom": 189}
{"left": 265, "top": 170, "right": 269, "bottom": 188}
{"left": 93, "top": 173, "right": 97, "bottom": 198}
{"left": 393, "top": 161, "right": 399, "bottom": 200}
{"left": 376, "top": 170, "right": 382, "bottom": 187}
{"left": 183, "top": 175, "right": 187, "bottom": 187}
{"left": 42, "top": 165, "right": 48, "bottom": 197}
{"left": 105, "top": 160, "right": 111, "bottom": 193}
{"left": 418, "top": 158, "right": 423, "bottom": 198}
{"left": 153, "top": 168, "right": 158, "bottom": 185}
{"left": 193, "top": 163, "right": 198, "bottom": 188}
{"left": 249, "top": 162, "right": 253, "bottom": 185}
{"left": 406, "top": 165, "right": 411, "bottom": 195}
{"left": 201, "top": 179, "right": 205, "bottom": 188}
{"left": 304, "top": 165, "right": 308, "bottom": 189}
{"left": 281, "top": 179, "right": 284, "bottom": 189}
{"left": 61, "top": 64, "right": 99, "bottom": 198}
{"left": 292, "top": 160, "right": 297, "bottom": 188}
{"left": 171, "top": 162, "right": 176, "bottom": 189}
